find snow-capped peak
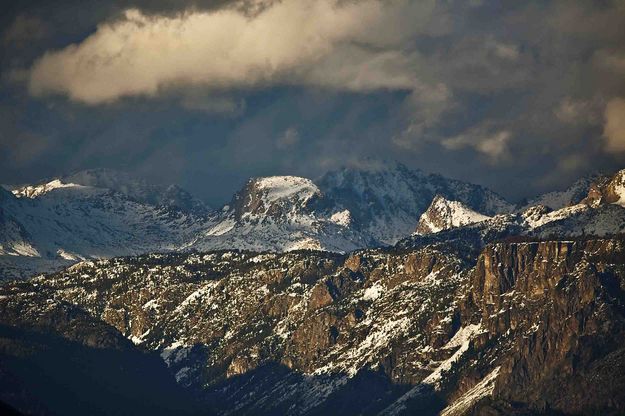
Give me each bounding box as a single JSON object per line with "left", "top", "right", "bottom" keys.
{"left": 7, "top": 168, "right": 208, "bottom": 214}
{"left": 254, "top": 176, "right": 320, "bottom": 204}
{"left": 11, "top": 179, "right": 86, "bottom": 199}
{"left": 229, "top": 176, "right": 322, "bottom": 221}
{"left": 415, "top": 195, "right": 491, "bottom": 235}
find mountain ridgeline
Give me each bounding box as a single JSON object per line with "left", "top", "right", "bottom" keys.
{"left": 3, "top": 163, "right": 625, "bottom": 280}
{"left": 1, "top": 164, "right": 625, "bottom": 415}
{"left": 1, "top": 163, "right": 515, "bottom": 279}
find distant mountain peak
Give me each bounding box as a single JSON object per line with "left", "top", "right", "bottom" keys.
{"left": 521, "top": 174, "right": 603, "bottom": 210}
{"left": 229, "top": 175, "right": 322, "bottom": 221}
{"left": 415, "top": 195, "right": 491, "bottom": 235}
{"left": 7, "top": 168, "right": 209, "bottom": 214}
{"left": 318, "top": 163, "right": 511, "bottom": 244}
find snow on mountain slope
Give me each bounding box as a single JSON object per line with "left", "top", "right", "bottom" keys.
{"left": 0, "top": 173, "right": 213, "bottom": 279}
{"left": 415, "top": 195, "right": 491, "bottom": 235}
{"left": 405, "top": 168, "right": 625, "bottom": 246}
{"left": 10, "top": 179, "right": 86, "bottom": 199}
{"left": 317, "top": 162, "right": 513, "bottom": 245}
{"left": 11, "top": 168, "right": 210, "bottom": 214}
{"left": 189, "top": 176, "right": 368, "bottom": 253}
{"left": 519, "top": 170, "right": 625, "bottom": 236}
{"left": 520, "top": 203, "right": 590, "bottom": 229}
{"left": 255, "top": 176, "right": 318, "bottom": 204}
{"left": 400, "top": 198, "right": 625, "bottom": 254}
{"left": 4, "top": 164, "right": 625, "bottom": 280}
{"left": 231, "top": 176, "right": 322, "bottom": 220}
{"left": 521, "top": 175, "right": 599, "bottom": 210}
{"left": 529, "top": 203, "right": 625, "bottom": 237}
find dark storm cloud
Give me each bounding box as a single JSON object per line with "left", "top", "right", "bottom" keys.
{"left": 1, "top": 0, "right": 625, "bottom": 204}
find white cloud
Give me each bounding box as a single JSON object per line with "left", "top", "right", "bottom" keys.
{"left": 28, "top": 0, "right": 445, "bottom": 104}
{"left": 603, "top": 98, "right": 625, "bottom": 152}
{"left": 442, "top": 129, "right": 511, "bottom": 161}
{"left": 392, "top": 82, "right": 454, "bottom": 149}
{"left": 475, "top": 131, "right": 510, "bottom": 158}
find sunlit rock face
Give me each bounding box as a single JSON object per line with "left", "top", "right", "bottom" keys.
{"left": 2, "top": 237, "right": 624, "bottom": 415}
{"left": 2, "top": 167, "right": 625, "bottom": 414}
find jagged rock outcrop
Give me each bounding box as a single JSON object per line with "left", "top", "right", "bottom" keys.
{"left": 455, "top": 239, "right": 625, "bottom": 415}
{"left": 1, "top": 237, "right": 624, "bottom": 415}
{"left": 581, "top": 169, "right": 625, "bottom": 207}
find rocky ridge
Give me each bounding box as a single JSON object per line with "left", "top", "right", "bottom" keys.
{"left": 402, "top": 168, "right": 625, "bottom": 253}
{"left": 1, "top": 236, "right": 624, "bottom": 414}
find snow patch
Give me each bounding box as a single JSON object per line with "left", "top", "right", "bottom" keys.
{"left": 330, "top": 210, "right": 352, "bottom": 227}
{"left": 440, "top": 366, "right": 501, "bottom": 416}
{"left": 442, "top": 323, "right": 483, "bottom": 350}
{"left": 362, "top": 283, "right": 384, "bottom": 301}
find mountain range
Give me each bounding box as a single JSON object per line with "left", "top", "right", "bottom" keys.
{"left": 2, "top": 163, "right": 624, "bottom": 280}
{"left": 1, "top": 163, "right": 625, "bottom": 414}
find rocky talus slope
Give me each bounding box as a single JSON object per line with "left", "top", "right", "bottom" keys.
{"left": 1, "top": 237, "right": 623, "bottom": 415}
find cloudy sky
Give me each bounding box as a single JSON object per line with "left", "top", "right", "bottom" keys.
{"left": 1, "top": 0, "right": 625, "bottom": 205}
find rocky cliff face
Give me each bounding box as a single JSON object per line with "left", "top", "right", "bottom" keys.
{"left": 580, "top": 169, "right": 625, "bottom": 207}
{"left": 459, "top": 239, "right": 625, "bottom": 415}
{"left": 1, "top": 237, "right": 623, "bottom": 415}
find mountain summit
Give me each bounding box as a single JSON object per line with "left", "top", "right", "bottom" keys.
{"left": 318, "top": 162, "right": 512, "bottom": 244}
{"left": 415, "top": 195, "right": 491, "bottom": 235}
{"left": 11, "top": 168, "right": 209, "bottom": 214}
